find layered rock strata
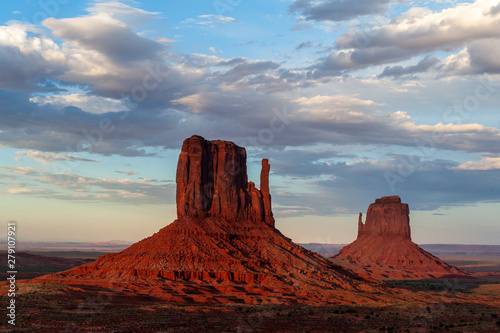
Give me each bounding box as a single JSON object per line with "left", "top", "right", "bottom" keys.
{"left": 35, "top": 136, "right": 391, "bottom": 305}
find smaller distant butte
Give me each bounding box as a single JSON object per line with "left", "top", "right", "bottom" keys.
{"left": 331, "top": 195, "right": 470, "bottom": 280}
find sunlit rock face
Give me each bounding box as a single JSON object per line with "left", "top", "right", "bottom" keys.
{"left": 176, "top": 135, "right": 274, "bottom": 226}
{"left": 333, "top": 196, "right": 469, "bottom": 279}
{"left": 357, "top": 196, "right": 410, "bottom": 240}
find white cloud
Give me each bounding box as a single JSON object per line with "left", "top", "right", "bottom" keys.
{"left": 316, "top": 0, "right": 500, "bottom": 74}
{"left": 338, "top": 0, "right": 500, "bottom": 50}
{"left": 293, "top": 95, "right": 382, "bottom": 120}
{"left": 294, "top": 95, "right": 380, "bottom": 107}
{"left": 0, "top": 167, "right": 174, "bottom": 204}
{"left": 16, "top": 151, "right": 100, "bottom": 163}
{"left": 172, "top": 94, "right": 207, "bottom": 114}
{"left": 384, "top": 111, "right": 500, "bottom": 135}
{"left": 43, "top": 13, "right": 162, "bottom": 64}
{"left": 453, "top": 156, "right": 500, "bottom": 170}
{"left": 116, "top": 170, "right": 138, "bottom": 176}
{"left": 442, "top": 39, "right": 500, "bottom": 75}
{"left": 87, "top": 1, "right": 161, "bottom": 27}
{"left": 0, "top": 22, "right": 66, "bottom": 89}
{"left": 0, "top": 166, "right": 37, "bottom": 175}
{"left": 2, "top": 188, "right": 45, "bottom": 194}
{"left": 182, "top": 14, "right": 237, "bottom": 27}
{"left": 30, "top": 94, "right": 126, "bottom": 114}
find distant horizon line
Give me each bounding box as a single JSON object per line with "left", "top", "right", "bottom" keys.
{"left": 4, "top": 240, "right": 500, "bottom": 247}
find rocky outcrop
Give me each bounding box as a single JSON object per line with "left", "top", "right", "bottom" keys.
{"left": 357, "top": 195, "right": 410, "bottom": 240}
{"left": 35, "top": 135, "right": 387, "bottom": 305}
{"left": 260, "top": 158, "right": 274, "bottom": 226}
{"left": 332, "top": 196, "right": 469, "bottom": 279}
{"left": 176, "top": 135, "right": 274, "bottom": 226}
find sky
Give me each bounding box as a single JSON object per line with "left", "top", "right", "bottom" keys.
{"left": 0, "top": 0, "right": 499, "bottom": 245}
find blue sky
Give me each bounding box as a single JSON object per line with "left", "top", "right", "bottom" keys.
{"left": 1, "top": 0, "right": 499, "bottom": 244}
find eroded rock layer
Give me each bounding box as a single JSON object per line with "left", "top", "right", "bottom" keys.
{"left": 332, "top": 196, "right": 468, "bottom": 279}
{"left": 36, "top": 135, "right": 395, "bottom": 305}
{"left": 39, "top": 216, "right": 396, "bottom": 304}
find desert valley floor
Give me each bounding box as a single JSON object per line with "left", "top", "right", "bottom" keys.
{"left": 1, "top": 245, "right": 500, "bottom": 332}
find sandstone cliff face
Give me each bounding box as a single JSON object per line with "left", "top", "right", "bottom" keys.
{"left": 176, "top": 135, "right": 274, "bottom": 226}
{"left": 357, "top": 195, "right": 410, "bottom": 240}
{"left": 333, "top": 196, "right": 468, "bottom": 279}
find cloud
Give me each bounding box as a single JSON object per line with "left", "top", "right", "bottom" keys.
{"left": 273, "top": 191, "right": 342, "bottom": 217}
{"left": 311, "top": 0, "right": 500, "bottom": 75}
{"left": 34, "top": 3, "right": 189, "bottom": 102}
{"left": 0, "top": 1, "right": 499, "bottom": 164}
{"left": 0, "top": 5, "right": 182, "bottom": 105}
{"left": 379, "top": 55, "right": 441, "bottom": 78}
{"left": 294, "top": 94, "right": 380, "bottom": 109}
{"left": 2, "top": 188, "right": 46, "bottom": 194}
{"left": 296, "top": 41, "right": 317, "bottom": 50}
{"left": 258, "top": 148, "right": 357, "bottom": 178}
{"left": 87, "top": 1, "right": 161, "bottom": 27}
{"left": 43, "top": 15, "right": 163, "bottom": 65}
{"left": 30, "top": 94, "right": 126, "bottom": 114}
{"left": 15, "top": 150, "right": 100, "bottom": 163}
{"left": 287, "top": 96, "right": 500, "bottom": 154}
{"left": 0, "top": 166, "right": 174, "bottom": 205}
{"left": 41, "top": 172, "right": 175, "bottom": 204}
{"left": 0, "top": 166, "right": 37, "bottom": 175}
{"left": 270, "top": 154, "right": 500, "bottom": 216}
{"left": 116, "top": 170, "right": 138, "bottom": 176}
{"left": 0, "top": 7, "right": 294, "bottom": 156}
{"left": 289, "top": 0, "right": 394, "bottom": 22}
{"left": 335, "top": 2, "right": 500, "bottom": 50}
{"left": 182, "top": 14, "right": 237, "bottom": 27}
{"left": 0, "top": 90, "right": 184, "bottom": 156}
{"left": 491, "top": 2, "right": 500, "bottom": 15}
{"left": 218, "top": 59, "right": 281, "bottom": 82}
{"left": 0, "top": 22, "right": 67, "bottom": 90}
{"left": 441, "top": 39, "right": 500, "bottom": 75}
{"left": 452, "top": 156, "right": 500, "bottom": 170}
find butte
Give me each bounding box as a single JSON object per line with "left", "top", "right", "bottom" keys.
{"left": 331, "top": 196, "right": 469, "bottom": 280}
{"left": 35, "top": 135, "right": 400, "bottom": 305}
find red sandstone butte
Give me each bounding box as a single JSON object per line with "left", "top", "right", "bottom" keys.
{"left": 35, "top": 135, "right": 398, "bottom": 305}
{"left": 176, "top": 135, "right": 274, "bottom": 225}
{"left": 332, "top": 196, "right": 469, "bottom": 279}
